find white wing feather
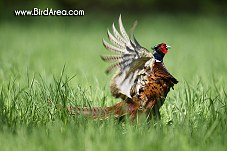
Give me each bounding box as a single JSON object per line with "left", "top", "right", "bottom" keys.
{"left": 102, "top": 15, "right": 153, "bottom": 98}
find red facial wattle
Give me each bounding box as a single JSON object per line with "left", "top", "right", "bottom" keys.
{"left": 159, "top": 43, "right": 168, "bottom": 54}
{"left": 161, "top": 47, "right": 168, "bottom": 54}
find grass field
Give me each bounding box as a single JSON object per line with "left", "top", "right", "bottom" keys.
{"left": 0, "top": 13, "right": 227, "bottom": 151}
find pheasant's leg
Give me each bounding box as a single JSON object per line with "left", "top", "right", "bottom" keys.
{"left": 144, "top": 98, "right": 162, "bottom": 121}
{"left": 153, "top": 107, "right": 161, "bottom": 121}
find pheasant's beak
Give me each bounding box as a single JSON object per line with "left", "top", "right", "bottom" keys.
{"left": 166, "top": 45, "right": 171, "bottom": 49}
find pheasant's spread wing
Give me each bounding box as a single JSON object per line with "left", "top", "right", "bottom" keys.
{"left": 102, "top": 15, "right": 153, "bottom": 99}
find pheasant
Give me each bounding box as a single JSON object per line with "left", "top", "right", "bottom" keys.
{"left": 68, "top": 15, "right": 178, "bottom": 121}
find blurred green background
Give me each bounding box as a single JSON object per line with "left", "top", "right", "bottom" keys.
{"left": 1, "top": 0, "right": 227, "bottom": 85}
{"left": 0, "top": 1, "right": 227, "bottom": 151}
{"left": 0, "top": 0, "right": 227, "bottom": 101}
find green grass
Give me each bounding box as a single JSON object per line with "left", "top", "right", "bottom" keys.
{"left": 0, "top": 14, "right": 227, "bottom": 151}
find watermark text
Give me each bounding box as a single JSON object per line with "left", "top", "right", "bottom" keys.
{"left": 14, "top": 8, "right": 85, "bottom": 16}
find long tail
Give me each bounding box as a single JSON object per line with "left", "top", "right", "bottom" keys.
{"left": 67, "top": 101, "right": 137, "bottom": 119}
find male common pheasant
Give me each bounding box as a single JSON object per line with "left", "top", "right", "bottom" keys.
{"left": 68, "top": 15, "right": 178, "bottom": 121}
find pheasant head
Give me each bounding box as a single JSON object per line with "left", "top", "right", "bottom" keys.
{"left": 152, "top": 43, "right": 171, "bottom": 62}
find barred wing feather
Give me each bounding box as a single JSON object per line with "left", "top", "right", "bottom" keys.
{"left": 102, "top": 15, "right": 153, "bottom": 98}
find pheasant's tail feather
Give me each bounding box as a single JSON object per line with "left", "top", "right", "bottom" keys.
{"left": 67, "top": 102, "right": 129, "bottom": 119}
{"left": 67, "top": 106, "right": 110, "bottom": 119}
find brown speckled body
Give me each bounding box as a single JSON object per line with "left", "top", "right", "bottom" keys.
{"left": 129, "top": 61, "right": 178, "bottom": 120}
